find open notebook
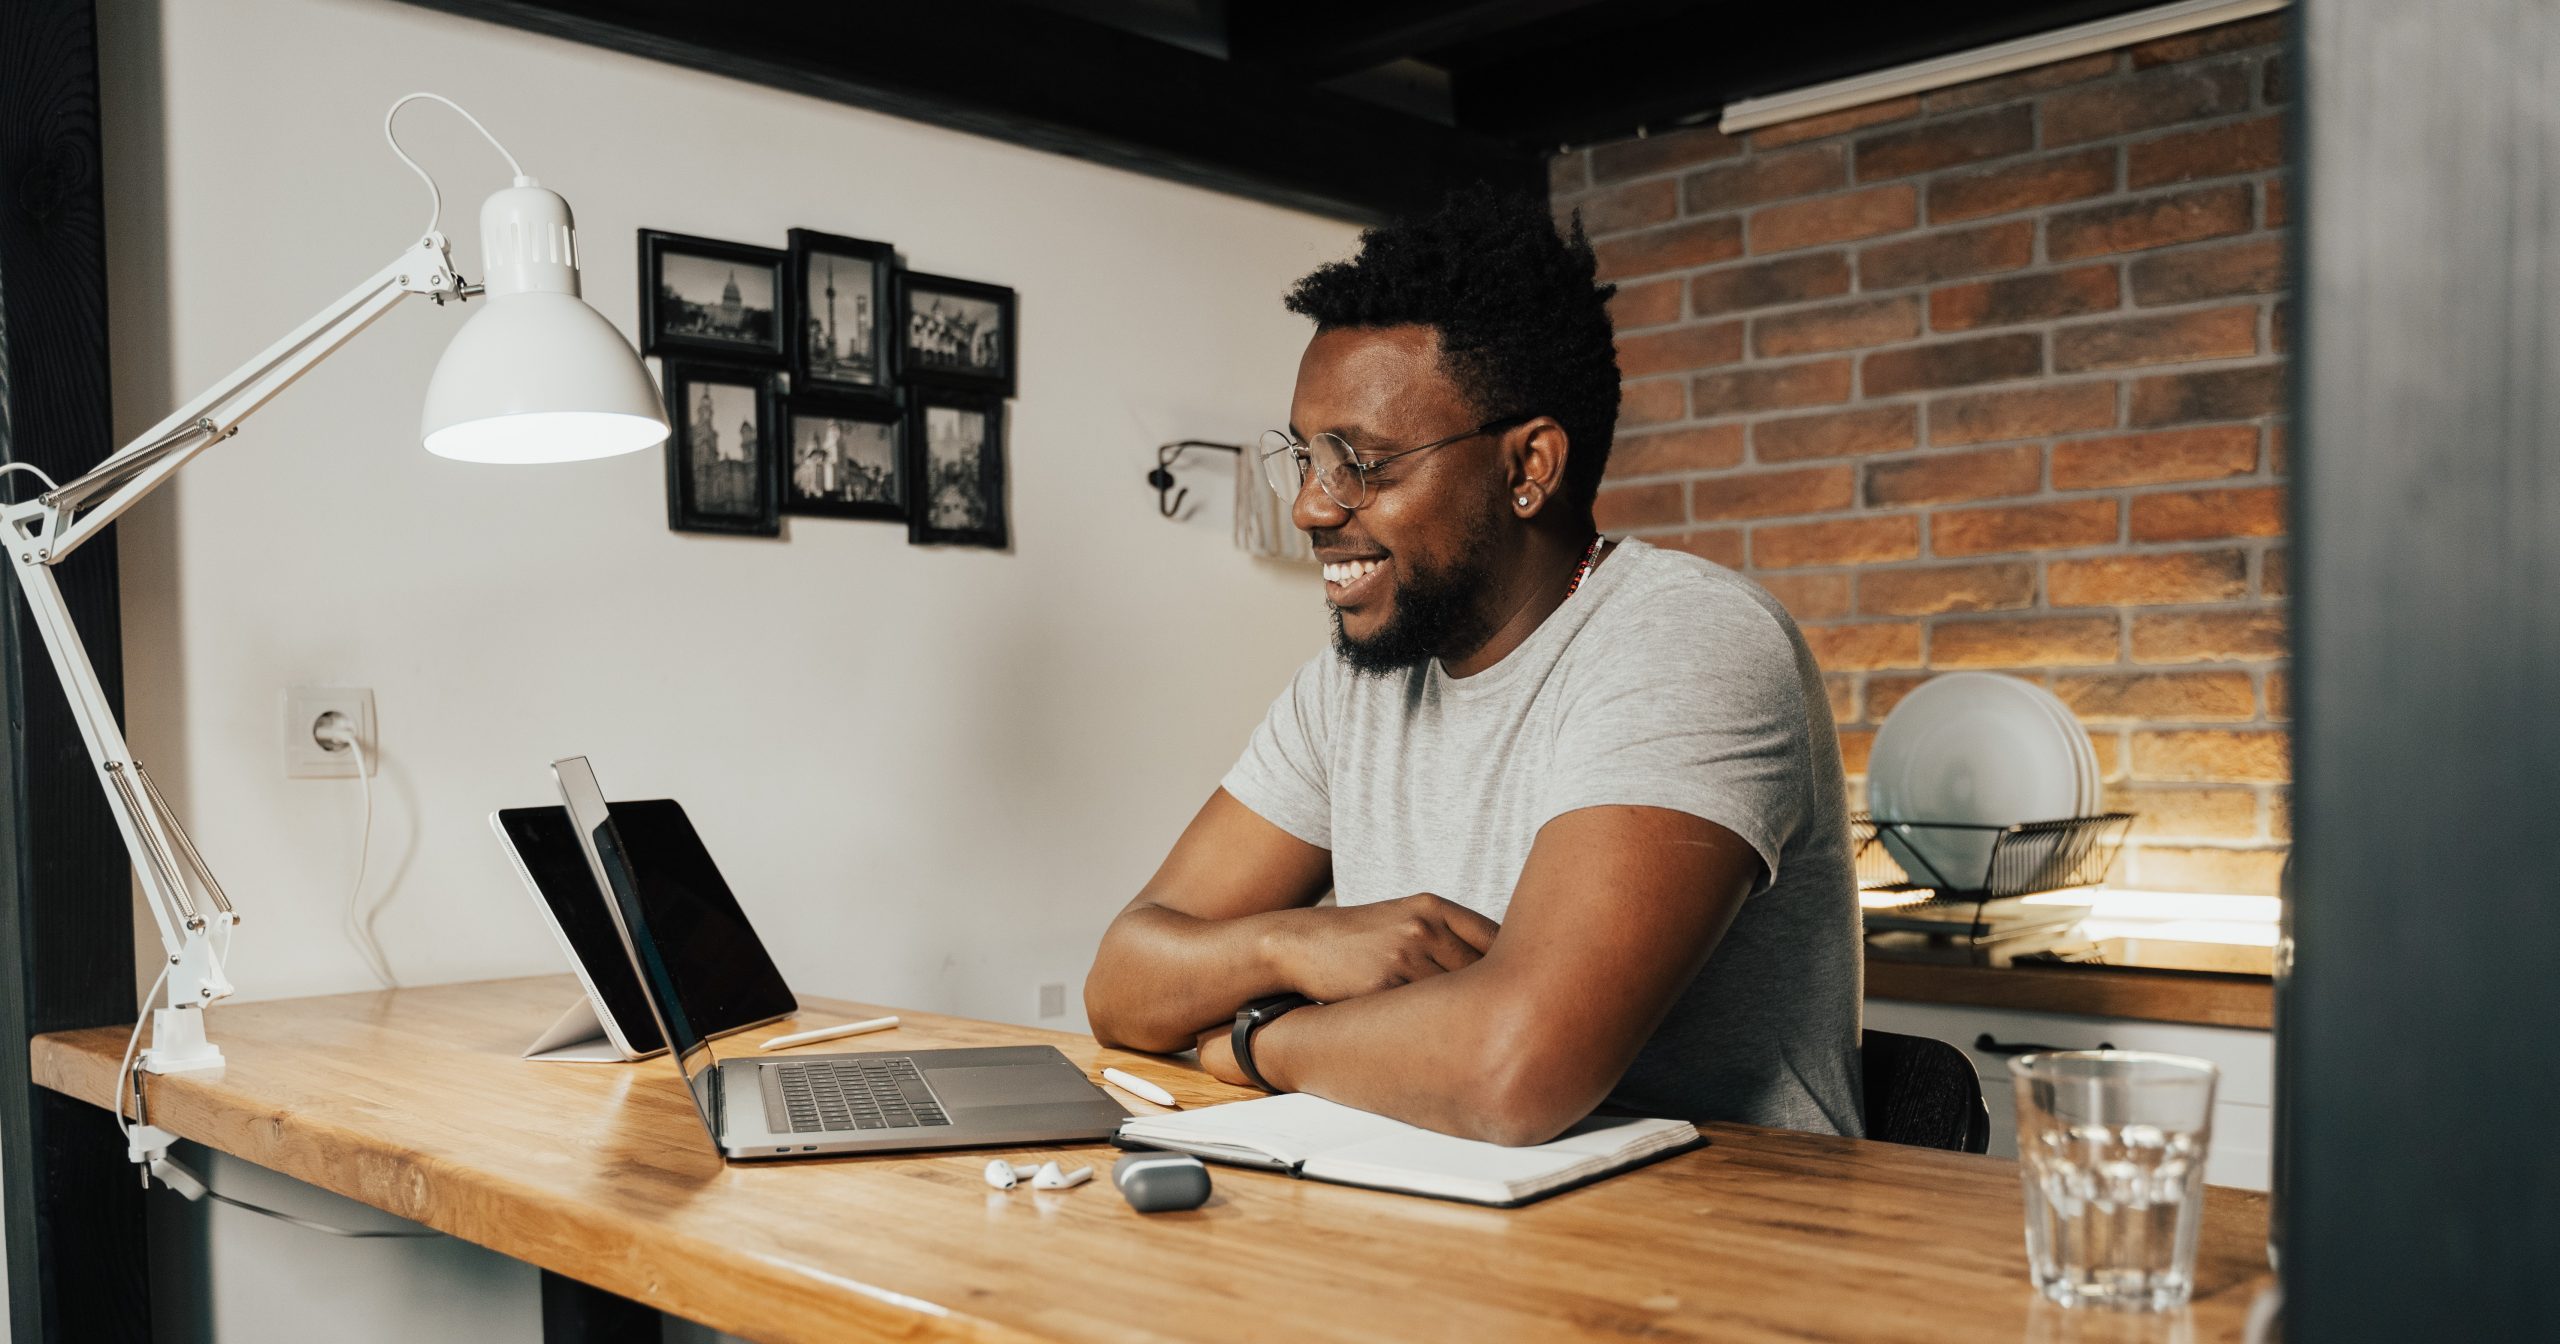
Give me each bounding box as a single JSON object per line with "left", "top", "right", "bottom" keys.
{"left": 1116, "top": 1093, "right": 1702, "bottom": 1207}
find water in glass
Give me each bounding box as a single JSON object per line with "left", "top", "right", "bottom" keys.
{"left": 2012, "top": 1051, "right": 2218, "bottom": 1311}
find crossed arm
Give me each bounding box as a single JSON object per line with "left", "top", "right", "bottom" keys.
{"left": 1084, "top": 788, "right": 1764, "bottom": 1146}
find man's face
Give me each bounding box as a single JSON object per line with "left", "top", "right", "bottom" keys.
{"left": 1286, "top": 325, "right": 1510, "bottom": 674}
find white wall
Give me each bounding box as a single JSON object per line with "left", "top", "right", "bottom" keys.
{"left": 87, "top": 0, "right": 1354, "bottom": 1338}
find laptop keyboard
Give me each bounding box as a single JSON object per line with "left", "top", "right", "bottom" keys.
{"left": 771, "top": 1057, "right": 951, "bottom": 1134}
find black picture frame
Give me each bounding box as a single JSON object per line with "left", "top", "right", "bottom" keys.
{"left": 662, "top": 360, "right": 782, "bottom": 536}
{"left": 787, "top": 229, "right": 899, "bottom": 401}
{"left": 782, "top": 394, "right": 907, "bottom": 521}
{"left": 896, "top": 270, "right": 1017, "bottom": 397}
{"left": 906, "top": 391, "right": 1007, "bottom": 549}
{"left": 640, "top": 230, "right": 788, "bottom": 363}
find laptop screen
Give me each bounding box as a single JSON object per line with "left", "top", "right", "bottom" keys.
{"left": 552, "top": 756, "right": 722, "bottom": 1144}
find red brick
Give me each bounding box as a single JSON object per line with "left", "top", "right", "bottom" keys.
{"left": 1858, "top": 561, "right": 2035, "bottom": 616}
{"left": 2267, "top": 421, "right": 2289, "bottom": 474}
{"left": 1684, "top": 146, "right": 1847, "bottom": 213}
{"left": 1617, "top": 320, "right": 1746, "bottom": 377}
{"left": 2043, "top": 62, "right": 2252, "bottom": 147}
{"left": 1753, "top": 96, "right": 1922, "bottom": 150}
{"left": 2131, "top": 610, "right": 2289, "bottom": 663}
{"left": 2049, "top": 184, "right": 2254, "bottom": 260}
{"left": 1593, "top": 481, "right": 1685, "bottom": 530}
{"left": 2113, "top": 785, "right": 2264, "bottom": 838}
{"left": 1749, "top": 184, "right": 1918, "bottom": 254}
{"left": 1855, "top": 106, "right": 2034, "bottom": 181}
{"left": 1864, "top": 443, "right": 2043, "bottom": 507}
{"left": 2127, "top": 115, "right": 2285, "bottom": 190}
{"left": 2129, "top": 237, "right": 2284, "bottom": 306}
{"left": 2052, "top": 426, "right": 2258, "bottom": 489}
{"left": 2133, "top": 845, "right": 2287, "bottom": 896}
{"left": 1549, "top": 152, "right": 1590, "bottom": 197}
{"left": 2271, "top": 297, "right": 2292, "bottom": 353}
{"left": 1929, "top": 382, "right": 2118, "bottom": 446}
{"left": 2089, "top": 732, "right": 2127, "bottom": 781}
{"left": 1858, "top": 220, "right": 2035, "bottom": 289}
{"left": 2048, "top": 550, "right": 2250, "bottom": 607}
{"left": 1933, "top": 499, "right": 2120, "bottom": 556}
{"left": 1692, "top": 465, "right": 1856, "bottom": 521}
{"left": 1930, "top": 264, "right": 2121, "bottom": 332}
{"left": 1927, "top": 52, "right": 2119, "bottom": 113}
{"left": 2264, "top": 53, "right": 2291, "bottom": 105}
{"left": 2261, "top": 548, "right": 2288, "bottom": 597}
{"left": 1837, "top": 729, "right": 1875, "bottom": 774}
{"left": 1610, "top": 425, "right": 1744, "bottom": 478}
{"left": 1932, "top": 616, "right": 2121, "bottom": 669}
{"left": 1755, "top": 405, "right": 1919, "bottom": 463}
{"left": 1753, "top": 515, "right": 1921, "bottom": 569}
{"left": 1757, "top": 572, "right": 1853, "bottom": 621}
{"left": 1690, "top": 252, "right": 1853, "bottom": 316}
{"left": 2127, "top": 366, "right": 2282, "bottom": 426}
{"left": 1609, "top": 277, "right": 1683, "bottom": 330}
{"left": 1801, "top": 622, "right": 1925, "bottom": 670}
{"left": 1592, "top": 217, "right": 1746, "bottom": 281}
{"left": 2264, "top": 175, "right": 2289, "bottom": 227}
{"left": 1927, "top": 147, "right": 2116, "bottom": 224}
{"left": 2131, "top": 729, "right": 2288, "bottom": 783}
{"left": 1568, "top": 177, "right": 1679, "bottom": 235}
{"left": 2057, "top": 672, "right": 2257, "bottom": 723}
{"left": 1662, "top": 528, "right": 1745, "bottom": 568}
{"left": 2053, "top": 306, "right": 2257, "bottom": 373}
{"left": 1693, "top": 360, "right": 1853, "bottom": 415}
{"left": 2266, "top": 669, "right": 2290, "bottom": 719}
{"left": 1865, "top": 673, "right": 1929, "bottom": 721}
{"left": 1862, "top": 333, "right": 2043, "bottom": 396}
{"left": 1591, "top": 125, "right": 1745, "bottom": 184}
{"left": 1824, "top": 675, "right": 1859, "bottom": 723}
{"left": 1753, "top": 295, "right": 1922, "bottom": 357}
{"left": 2130, "top": 486, "right": 2286, "bottom": 542}
{"left": 2130, "top": 15, "right": 2288, "bottom": 68}
{"left": 1619, "top": 377, "right": 1685, "bottom": 428}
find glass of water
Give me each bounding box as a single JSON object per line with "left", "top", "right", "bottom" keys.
{"left": 2011, "top": 1051, "right": 2219, "bottom": 1311}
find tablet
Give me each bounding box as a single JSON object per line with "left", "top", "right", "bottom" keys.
{"left": 493, "top": 800, "right": 797, "bottom": 1058}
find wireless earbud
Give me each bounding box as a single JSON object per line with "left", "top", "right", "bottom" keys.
{"left": 1031, "top": 1161, "right": 1092, "bottom": 1190}
{"left": 983, "top": 1159, "right": 1041, "bottom": 1190}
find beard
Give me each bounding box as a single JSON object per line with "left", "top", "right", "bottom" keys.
{"left": 1328, "top": 509, "right": 1502, "bottom": 676}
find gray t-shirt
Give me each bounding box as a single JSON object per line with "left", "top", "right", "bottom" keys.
{"left": 1221, "top": 538, "right": 1864, "bottom": 1136}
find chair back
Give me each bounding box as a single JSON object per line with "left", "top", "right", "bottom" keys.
{"left": 1861, "top": 1029, "right": 1991, "bottom": 1154}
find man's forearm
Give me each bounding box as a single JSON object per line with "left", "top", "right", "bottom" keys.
{"left": 1085, "top": 905, "right": 1308, "bottom": 1054}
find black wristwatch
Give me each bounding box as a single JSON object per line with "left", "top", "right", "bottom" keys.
{"left": 1230, "top": 993, "right": 1310, "bottom": 1092}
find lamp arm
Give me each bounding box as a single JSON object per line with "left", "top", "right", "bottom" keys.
{"left": 0, "top": 231, "right": 470, "bottom": 1071}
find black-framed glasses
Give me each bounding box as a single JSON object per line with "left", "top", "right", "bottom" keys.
{"left": 1257, "top": 415, "right": 1531, "bottom": 510}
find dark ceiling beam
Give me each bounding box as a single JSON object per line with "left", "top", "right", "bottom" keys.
{"left": 1227, "top": 0, "right": 1610, "bottom": 79}
{"left": 389, "top": 0, "right": 1538, "bottom": 223}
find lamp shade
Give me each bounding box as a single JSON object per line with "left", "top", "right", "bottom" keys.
{"left": 421, "top": 182, "right": 667, "bottom": 464}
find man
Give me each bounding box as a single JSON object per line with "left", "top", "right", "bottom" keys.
{"left": 1085, "top": 190, "right": 1861, "bottom": 1146}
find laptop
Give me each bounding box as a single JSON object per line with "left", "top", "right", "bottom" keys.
{"left": 550, "top": 756, "right": 1128, "bottom": 1159}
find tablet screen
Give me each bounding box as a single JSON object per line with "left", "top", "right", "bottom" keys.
{"left": 496, "top": 800, "right": 797, "bottom": 1055}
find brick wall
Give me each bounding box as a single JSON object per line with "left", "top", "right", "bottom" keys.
{"left": 1551, "top": 15, "right": 2291, "bottom": 894}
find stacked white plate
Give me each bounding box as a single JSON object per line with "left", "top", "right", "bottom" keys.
{"left": 1868, "top": 672, "right": 2097, "bottom": 892}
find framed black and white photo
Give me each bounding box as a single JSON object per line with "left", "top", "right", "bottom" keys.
{"left": 641, "top": 230, "right": 787, "bottom": 362}
{"left": 787, "top": 229, "right": 897, "bottom": 401}
{"left": 662, "top": 360, "right": 781, "bottom": 536}
{"left": 896, "top": 271, "right": 1016, "bottom": 396}
{"left": 783, "top": 396, "right": 905, "bottom": 521}
{"left": 906, "top": 391, "right": 1007, "bottom": 549}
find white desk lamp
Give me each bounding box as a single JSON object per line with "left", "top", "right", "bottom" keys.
{"left": 0, "top": 93, "right": 666, "bottom": 1076}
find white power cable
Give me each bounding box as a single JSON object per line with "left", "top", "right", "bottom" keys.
{"left": 382, "top": 92, "right": 529, "bottom": 239}
{"left": 325, "top": 728, "right": 397, "bottom": 989}
{"left": 1, "top": 460, "right": 62, "bottom": 501}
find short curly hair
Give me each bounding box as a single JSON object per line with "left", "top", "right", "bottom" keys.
{"left": 1284, "top": 186, "right": 1621, "bottom": 515}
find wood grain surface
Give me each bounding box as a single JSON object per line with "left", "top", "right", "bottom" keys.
{"left": 33, "top": 976, "right": 2273, "bottom": 1343}
{"left": 1867, "top": 955, "right": 2275, "bottom": 1030}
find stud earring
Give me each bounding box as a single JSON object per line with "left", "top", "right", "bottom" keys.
{"left": 1517, "top": 494, "right": 1532, "bottom": 507}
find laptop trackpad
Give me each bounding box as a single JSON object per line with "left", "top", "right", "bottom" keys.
{"left": 928, "top": 1064, "right": 1100, "bottom": 1109}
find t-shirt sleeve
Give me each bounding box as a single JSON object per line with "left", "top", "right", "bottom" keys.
{"left": 1540, "top": 577, "right": 1817, "bottom": 893}
{"left": 1219, "top": 654, "right": 1335, "bottom": 850}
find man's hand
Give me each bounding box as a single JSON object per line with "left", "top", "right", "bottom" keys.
{"left": 1274, "top": 893, "right": 1500, "bottom": 1004}
{"left": 1195, "top": 1025, "right": 1250, "bottom": 1089}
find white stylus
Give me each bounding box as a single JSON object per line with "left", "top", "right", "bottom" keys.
{"left": 1101, "top": 1067, "right": 1179, "bottom": 1108}
{"left": 758, "top": 1015, "right": 900, "bottom": 1051}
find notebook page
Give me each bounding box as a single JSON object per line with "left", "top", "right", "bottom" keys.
{"left": 1306, "top": 1116, "right": 1697, "bottom": 1203}
{"left": 1117, "top": 1092, "right": 1420, "bottom": 1168}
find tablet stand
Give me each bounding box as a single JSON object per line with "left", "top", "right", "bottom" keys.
{"left": 521, "top": 994, "right": 653, "bottom": 1064}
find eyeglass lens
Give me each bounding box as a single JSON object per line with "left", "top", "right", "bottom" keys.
{"left": 1258, "top": 430, "right": 1369, "bottom": 509}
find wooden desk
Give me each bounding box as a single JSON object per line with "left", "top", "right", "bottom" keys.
{"left": 33, "top": 977, "right": 2272, "bottom": 1343}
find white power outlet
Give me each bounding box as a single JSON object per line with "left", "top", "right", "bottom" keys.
{"left": 283, "top": 686, "right": 376, "bottom": 778}
{"left": 1037, "top": 983, "right": 1067, "bottom": 1019}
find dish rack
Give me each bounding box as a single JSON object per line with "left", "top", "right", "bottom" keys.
{"left": 1853, "top": 812, "right": 2134, "bottom": 942}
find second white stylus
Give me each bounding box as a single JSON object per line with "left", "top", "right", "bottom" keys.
{"left": 758, "top": 1015, "right": 901, "bottom": 1051}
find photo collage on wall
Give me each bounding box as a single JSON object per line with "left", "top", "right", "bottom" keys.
{"left": 641, "top": 228, "right": 1014, "bottom": 548}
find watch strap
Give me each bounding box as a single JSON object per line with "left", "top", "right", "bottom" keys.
{"left": 1230, "top": 993, "right": 1309, "bottom": 1092}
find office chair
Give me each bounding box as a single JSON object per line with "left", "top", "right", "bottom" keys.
{"left": 1861, "top": 1030, "right": 1992, "bottom": 1154}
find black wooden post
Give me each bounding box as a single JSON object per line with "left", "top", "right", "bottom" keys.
{"left": 0, "top": 2, "right": 151, "bottom": 1341}
{"left": 2288, "top": 0, "right": 2560, "bottom": 1336}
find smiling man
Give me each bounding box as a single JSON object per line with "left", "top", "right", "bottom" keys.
{"left": 1085, "top": 191, "right": 1862, "bottom": 1145}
